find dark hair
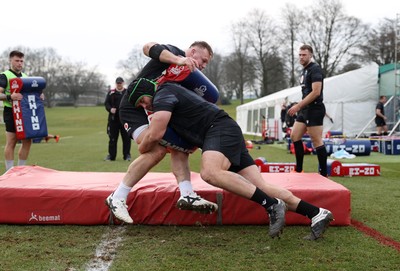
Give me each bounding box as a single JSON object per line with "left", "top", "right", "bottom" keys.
{"left": 300, "top": 44, "right": 313, "bottom": 54}
{"left": 9, "top": 50, "right": 24, "bottom": 58}
{"left": 190, "top": 41, "right": 213, "bottom": 57}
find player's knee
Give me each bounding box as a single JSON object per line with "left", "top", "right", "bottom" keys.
{"left": 200, "top": 168, "right": 219, "bottom": 186}
{"left": 150, "top": 145, "right": 167, "bottom": 162}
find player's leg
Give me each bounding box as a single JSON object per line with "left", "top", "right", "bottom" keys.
{"left": 308, "top": 125, "right": 327, "bottom": 176}
{"left": 239, "top": 163, "right": 333, "bottom": 239}
{"left": 290, "top": 121, "right": 307, "bottom": 172}
{"left": 307, "top": 104, "right": 327, "bottom": 176}
{"left": 200, "top": 150, "right": 286, "bottom": 238}
{"left": 17, "top": 138, "right": 32, "bottom": 166}
{"left": 4, "top": 131, "right": 17, "bottom": 170}
{"left": 106, "top": 125, "right": 167, "bottom": 223}
{"left": 171, "top": 150, "right": 218, "bottom": 214}
{"left": 107, "top": 120, "right": 119, "bottom": 160}
{"left": 120, "top": 125, "right": 131, "bottom": 161}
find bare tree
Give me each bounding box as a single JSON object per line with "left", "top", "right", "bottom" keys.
{"left": 23, "top": 47, "right": 64, "bottom": 107}
{"left": 221, "top": 20, "right": 257, "bottom": 104}
{"left": 202, "top": 52, "right": 224, "bottom": 103}
{"left": 299, "top": 0, "right": 368, "bottom": 76}
{"left": 279, "top": 3, "right": 305, "bottom": 87}
{"left": 117, "top": 45, "right": 149, "bottom": 83}
{"left": 358, "top": 18, "right": 398, "bottom": 65}
{"left": 222, "top": 52, "right": 257, "bottom": 102}
{"left": 245, "top": 9, "right": 286, "bottom": 97}
{"left": 60, "top": 61, "right": 105, "bottom": 107}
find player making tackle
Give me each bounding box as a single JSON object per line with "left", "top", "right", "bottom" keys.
{"left": 106, "top": 42, "right": 333, "bottom": 240}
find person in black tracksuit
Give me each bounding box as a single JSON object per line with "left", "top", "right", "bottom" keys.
{"left": 104, "top": 77, "right": 131, "bottom": 161}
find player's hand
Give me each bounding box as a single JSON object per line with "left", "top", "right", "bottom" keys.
{"left": 177, "top": 57, "right": 198, "bottom": 72}
{"left": 10, "top": 92, "right": 23, "bottom": 101}
{"left": 287, "top": 104, "right": 300, "bottom": 116}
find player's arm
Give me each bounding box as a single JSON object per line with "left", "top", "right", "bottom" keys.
{"left": 143, "top": 42, "right": 198, "bottom": 71}
{"left": 0, "top": 86, "right": 6, "bottom": 100}
{"left": 0, "top": 76, "right": 25, "bottom": 101}
{"left": 104, "top": 92, "right": 113, "bottom": 112}
{"left": 297, "top": 81, "right": 322, "bottom": 109}
{"left": 288, "top": 81, "right": 322, "bottom": 116}
{"left": 376, "top": 107, "right": 386, "bottom": 119}
{"left": 139, "top": 110, "right": 172, "bottom": 154}
{"left": 0, "top": 75, "right": 8, "bottom": 100}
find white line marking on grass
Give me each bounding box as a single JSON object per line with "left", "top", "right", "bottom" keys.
{"left": 85, "top": 226, "right": 126, "bottom": 271}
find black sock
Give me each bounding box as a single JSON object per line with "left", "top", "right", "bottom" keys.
{"left": 295, "top": 200, "right": 320, "bottom": 219}
{"left": 315, "top": 145, "right": 328, "bottom": 177}
{"left": 293, "top": 140, "right": 304, "bottom": 172}
{"left": 250, "top": 187, "right": 278, "bottom": 209}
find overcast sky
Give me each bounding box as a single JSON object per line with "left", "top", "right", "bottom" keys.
{"left": 1, "top": 0, "right": 399, "bottom": 85}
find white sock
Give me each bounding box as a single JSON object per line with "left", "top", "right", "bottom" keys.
{"left": 113, "top": 182, "right": 132, "bottom": 200}
{"left": 178, "top": 180, "right": 194, "bottom": 197}
{"left": 5, "top": 160, "right": 14, "bottom": 170}
{"left": 18, "top": 159, "right": 27, "bottom": 166}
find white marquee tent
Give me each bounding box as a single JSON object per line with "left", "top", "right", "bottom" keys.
{"left": 236, "top": 63, "right": 379, "bottom": 139}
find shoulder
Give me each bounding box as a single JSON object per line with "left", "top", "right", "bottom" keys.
{"left": 155, "top": 83, "right": 182, "bottom": 101}
{"left": 1, "top": 70, "right": 12, "bottom": 77}
{"left": 308, "top": 62, "right": 322, "bottom": 72}
{"left": 308, "top": 62, "right": 324, "bottom": 80}
{"left": 164, "top": 44, "right": 185, "bottom": 56}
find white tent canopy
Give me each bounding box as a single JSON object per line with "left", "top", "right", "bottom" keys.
{"left": 236, "top": 63, "right": 379, "bottom": 138}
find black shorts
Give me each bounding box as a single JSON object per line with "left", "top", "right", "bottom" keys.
{"left": 3, "top": 106, "right": 16, "bottom": 133}
{"left": 202, "top": 116, "right": 255, "bottom": 172}
{"left": 118, "top": 92, "right": 148, "bottom": 138}
{"left": 375, "top": 117, "right": 386, "bottom": 127}
{"left": 296, "top": 103, "right": 325, "bottom": 127}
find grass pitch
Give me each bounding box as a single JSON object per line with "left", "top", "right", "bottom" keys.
{"left": 0, "top": 103, "right": 399, "bottom": 271}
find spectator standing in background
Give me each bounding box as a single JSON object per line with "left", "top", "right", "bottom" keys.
{"left": 375, "top": 95, "right": 388, "bottom": 136}
{"left": 104, "top": 77, "right": 131, "bottom": 161}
